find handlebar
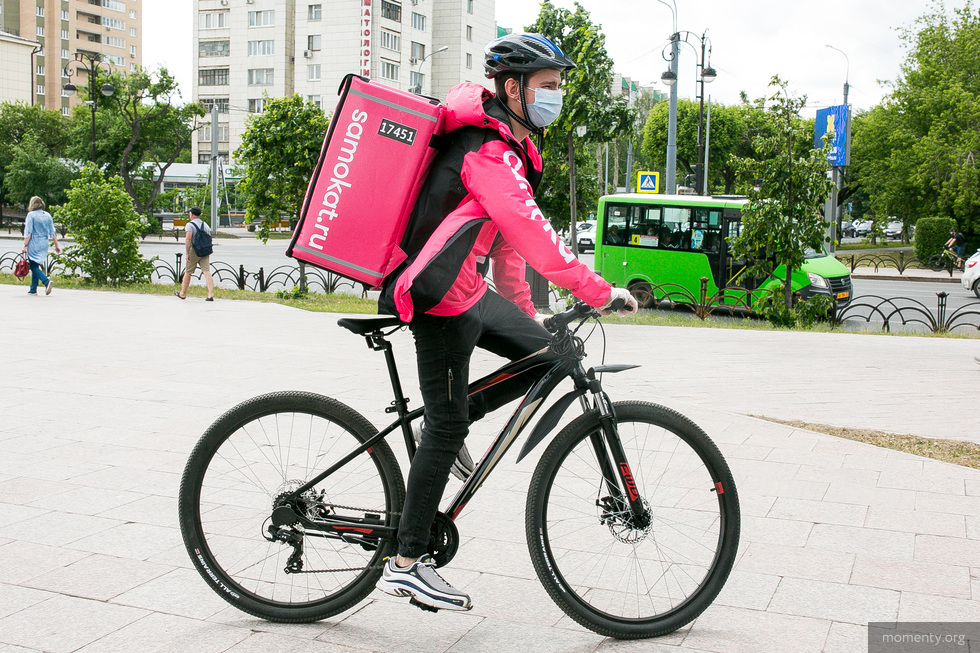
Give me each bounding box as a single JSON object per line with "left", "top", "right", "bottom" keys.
{"left": 541, "top": 298, "right": 625, "bottom": 333}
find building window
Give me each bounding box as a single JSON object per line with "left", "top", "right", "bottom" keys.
{"left": 466, "top": 53, "right": 472, "bottom": 68}
{"left": 61, "top": 49, "right": 69, "bottom": 59}
{"left": 306, "top": 94, "right": 321, "bottom": 107}
{"left": 308, "top": 4, "right": 321, "bottom": 20}
{"left": 380, "top": 61, "right": 399, "bottom": 81}
{"left": 36, "top": 26, "right": 44, "bottom": 37}
{"left": 199, "top": 152, "right": 229, "bottom": 164}
{"left": 61, "top": 10, "right": 69, "bottom": 20}
{"left": 36, "top": 6, "right": 44, "bottom": 16}
{"left": 410, "top": 71, "right": 423, "bottom": 92}
{"left": 62, "top": 107, "right": 70, "bottom": 116}
{"left": 307, "top": 64, "right": 321, "bottom": 80}
{"left": 248, "top": 10, "right": 274, "bottom": 27}
{"left": 248, "top": 68, "right": 274, "bottom": 85}
{"left": 381, "top": 0, "right": 401, "bottom": 22}
{"left": 103, "top": 53, "right": 125, "bottom": 66}
{"left": 248, "top": 40, "right": 275, "bottom": 56}
{"left": 102, "top": 0, "right": 125, "bottom": 11}
{"left": 61, "top": 29, "right": 68, "bottom": 40}
{"left": 248, "top": 98, "right": 266, "bottom": 113}
{"left": 200, "top": 97, "right": 230, "bottom": 114}
{"left": 130, "top": 27, "right": 137, "bottom": 36}
{"left": 467, "top": 0, "right": 473, "bottom": 13}
{"left": 411, "top": 12, "right": 425, "bottom": 31}
{"left": 200, "top": 124, "right": 229, "bottom": 142}
{"left": 466, "top": 25, "right": 472, "bottom": 41}
{"left": 307, "top": 34, "right": 321, "bottom": 51}
{"left": 36, "top": 65, "right": 45, "bottom": 76}
{"left": 199, "top": 68, "right": 230, "bottom": 86}
{"left": 380, "top": 30, "right": 400, "bottom": 52}
{"left": 411, "top": 41, "right": 424, "bottom": 61}
{"left": 37, "top": 85, "right": 45, "bottom": 96}
{"left": 199, "top": 11, "right": 230, "bottom": 30}
{"left": 130, "top": 63, "right": 137, "bottom": 72}
{"left": 130, "top": 45, "right": 136, "bottom": 56}
{"left": 102, "top": 16, "right": 125, "bottom": 30}
{"left": 129, "top": 9, "right": 137, "bottom": 19}
{"left": 199, "top": 40, "right": 230, "bottom": 57}
{"left": 104, "top": 35, "right": 125, "bottom": 48}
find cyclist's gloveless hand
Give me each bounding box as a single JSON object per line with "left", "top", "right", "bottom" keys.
{"left": 599, "top": 287, "right": 639, "bottom": 317}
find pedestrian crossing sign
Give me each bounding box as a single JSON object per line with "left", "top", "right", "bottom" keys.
{"left": 637, "top": 171, "right": 660, "bottom": 194}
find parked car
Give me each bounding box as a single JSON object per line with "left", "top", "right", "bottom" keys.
{"left": 962, "top": 250, "right": 980, "bottom": 298}
{"left": 852, "top": 219, "right": 872, "bottom": 236}
{"left": 840, "top": 220, "right": 856, "bottom": 238}
{"left": 565, "top": 220, "right": 597, "bottom": 252}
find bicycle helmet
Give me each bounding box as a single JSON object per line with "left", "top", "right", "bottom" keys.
{"left": 485, "top": 33, "right": 575, "bottom": 135}
{"left": 484, "top": 33, "right": 576, "bottom": 79}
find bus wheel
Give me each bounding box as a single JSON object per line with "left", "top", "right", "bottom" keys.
{"left": 627, "top": 281, "right": 656, "bottom": 309}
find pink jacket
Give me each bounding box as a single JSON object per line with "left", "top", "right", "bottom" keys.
{"left": 389, "top": 82, "right": 612, "bottom": 322}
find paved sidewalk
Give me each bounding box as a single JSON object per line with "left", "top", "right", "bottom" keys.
{"left": 1, "top": 285, "right": 979, "bottom": 652}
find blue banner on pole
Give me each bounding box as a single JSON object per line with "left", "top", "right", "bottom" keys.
{"left": 814, "top": 104, "right": 849, "bottom": 166}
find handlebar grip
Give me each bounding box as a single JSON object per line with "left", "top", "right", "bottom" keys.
{"left": 609, "top": 297, "right": 627, "bottom": 312}
{"left": 542, "top": 315, "right": 559, "bottom": 332}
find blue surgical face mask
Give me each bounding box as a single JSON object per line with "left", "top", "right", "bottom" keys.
{"left": 525, "top": 87, "right": 563, "bottom": 129}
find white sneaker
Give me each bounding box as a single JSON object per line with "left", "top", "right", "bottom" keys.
{"left": 413, "top": 420, "right": 474, "bottom": 482}
{"left": 377, "top": 555, "right": 472, "bottom": 611}
{"left": 45, "top": 280, "right": 53, "bottom": 295}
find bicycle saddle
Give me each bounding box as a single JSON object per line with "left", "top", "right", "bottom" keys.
{"left": 337, "top": 316, "right": 405, "bottom": 335}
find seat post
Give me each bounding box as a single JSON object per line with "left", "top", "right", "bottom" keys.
{"left": 371, "top": 333, "right": 411, "bottom": 417}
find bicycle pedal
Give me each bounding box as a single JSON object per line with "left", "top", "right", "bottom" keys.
{"left": 409, "top": 597, "right": 439, "bottom": 613}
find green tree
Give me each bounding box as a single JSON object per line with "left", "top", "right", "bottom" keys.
{"left": 730, "top": 77, "right": 834, "bottom": 314}
{"left": 66, "top": 66, "right": 204, "bottom": 215}
{"left": 526, "top": 1, "right": 634, "bottom": 232}
{"left": 234, "top": 94, "right": 330, "bottom": 241}
{"left": 3, "top": 133, "right": 76, "bottom": 209}
{"left": 0, "top": 102, "right": 69, "bottom": 211}
{"left": 55, "top": 165, "right": 154, "bottom": 284}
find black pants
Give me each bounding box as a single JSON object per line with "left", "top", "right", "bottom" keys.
{"left": 398, "top": 290, "right": 552, "bottom": 557}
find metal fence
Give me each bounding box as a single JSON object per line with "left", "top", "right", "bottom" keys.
{"left": 836, "top": 251, "right": 958, "bottom": 277}
{"left": 3, "top": 252, "right": 979, "bottom": 336}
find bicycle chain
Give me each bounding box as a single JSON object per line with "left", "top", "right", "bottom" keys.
{"left": 278, "top": 503, "right": 398, "bottom": 575}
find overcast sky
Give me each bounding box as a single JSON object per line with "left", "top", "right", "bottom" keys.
{"left": 144, "top": 0, "right": 940, "bottom": 116}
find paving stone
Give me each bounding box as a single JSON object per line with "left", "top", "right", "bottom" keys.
{"left": 878, "top": 471, "right": 965, "bottom": 495}
{"left": 821, "top": 621, "right": 870, "bottom": 653}
{"left": 0, "top": 477, "right": 80, "bottom": 505}
{"left": 764, "top": 448, "right": 845, "bottom": 469}
{"left": 74, "top": 612, "right": 250, "bottom": 653}
{"left": 225, "top": 630, "right": 377, "bottom": 653}
{"left": 111, "top": 567, "right": 231, "bottom": 619}
{"left": 208, "top": 605, "right": 338, "bottom": 639}
{"left": 712, "top": 570, "right": 781, "bottom": 611}
{"left": 66, "top": 521, "right": 182, "bottom": 560}
{"left": 22, "top": 553, "right": 173, "bottom": 601}
{"left": 0, "top": 593, "right": 147, "bottom": 653}
{"left": 0, "top": 503, "right": 48, "bottom": 528}
{"left": 914, "top": 534, "right": 980, "bottom": 567}
{"left": 739, "top": 515, "right": 813, "bottom": 547}
{"left": 735, "top": 477, "right": 829, "bottom": 502}
{"left": 768, "top": 577, "right": 899, "bottom": 624}
{"left": 0, "top": 540, "right": 90, "bottom": 584}
{"left": 914, "top": 491, "right": 980, "bottom": 516}
{"left": 806, "top": 524, "right": 915, "bottom": 560}
{"left": 0, "top": 584, "right": 54, "bottom": 619}
{"left": 865, "top": 506, "right": 967, "bottom": 537}
{"left": 26, "top": 485, "right": 148, "bottom": 516}
{"left": 95, "top": 494, "right": 179, "bottom": 528}
{"left": 445, "top": 618, "right": 603, "bottom": 653}
{"left": 735, "top": 542, "right": 855, "bottom": 584}
{"left": 822, "top": 481, "right": 916, "bottom": 510}
{"left": 897, "top": 591, "right": 980, "bottom": 622}
{"left": 850, "top": 556, "right": 972, "bottom": 598}
{"left": 456, "top": 571, "right": 567, "bottom": 626}
{"left": 681, "top": 605, "right": 830, "bottom": 653}
{"left": 767, "top": 497, "right": 867, "bottom": 527}
{"left": 794, "top": 465, "right": 880, "bottom": 487}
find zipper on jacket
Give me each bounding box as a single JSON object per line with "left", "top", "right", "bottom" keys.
{"left": 448, "top": 369, "right": 454, "bottom": 402}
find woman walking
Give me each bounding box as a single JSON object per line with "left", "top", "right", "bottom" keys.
{"left": 21, "top": 196, "right": 60, "bottom": 295}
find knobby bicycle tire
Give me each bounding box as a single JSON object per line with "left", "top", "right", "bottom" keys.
{"left": 526, "top": 401, "right": 740, "bottom": 639}
{"left": 178, "top": 391, "right": 405, "bottom": 622}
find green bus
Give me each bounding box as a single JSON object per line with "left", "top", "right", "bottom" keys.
{"left": 593, "top": 193, "right": 852, "bottom": 310}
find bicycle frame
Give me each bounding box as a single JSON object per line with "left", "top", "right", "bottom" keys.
{"left": 276, "top": 315, "right": 646, "bottom": 550}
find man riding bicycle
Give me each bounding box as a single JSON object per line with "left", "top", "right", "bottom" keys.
{"left": 945, "top": 228, "right": 967, "bottom": 267}
{"left": 376, "top": 33, "right": 638, "bottom": 611}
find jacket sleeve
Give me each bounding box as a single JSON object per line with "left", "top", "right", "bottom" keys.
{"left": 460, "top": 140, "right": 612, "bottom": 309}
{"left": 489, "top": 236, "right": 535, "bottom": 316}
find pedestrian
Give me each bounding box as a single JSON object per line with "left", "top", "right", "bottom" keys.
{"left": 375, "top": 32, "right": 637, "bottom": 612}
{"left": 175, "top": 207, "right": 215, "bottom": 301}
{"left": 21, "top": 196, "right": 60, "bottom": 295}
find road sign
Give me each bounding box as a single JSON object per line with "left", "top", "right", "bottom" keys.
{"left": 637, "top": 171, "right": 660, "bottom": 194}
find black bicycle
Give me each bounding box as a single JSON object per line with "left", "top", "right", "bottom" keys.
{"left": 178, "top": 301, "right": 740, "bottom": 639}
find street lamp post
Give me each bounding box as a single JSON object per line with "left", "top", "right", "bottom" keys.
{"left": 63, "top": 53, "right": 115, "bottom": 163}
{"left": 411, "top": 45, "right": 449, "bottom": 95}
{"left": 825, "top": 45, "right": 851, "bottom": 252}
{"left": 661, "top": 30, "right": 716, "bottom": 195}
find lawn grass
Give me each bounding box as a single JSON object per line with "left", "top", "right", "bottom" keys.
{"left": 752, "top": 416, "right": 980, "bottom": 470}
{"left": 835, "top": 241, "right": 912, "bottom": 252}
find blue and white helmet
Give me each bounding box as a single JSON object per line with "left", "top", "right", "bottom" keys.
{"left": 484, "top": 33, "right": 576, "bottom": 79}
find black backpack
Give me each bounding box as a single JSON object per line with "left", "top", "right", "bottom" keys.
{"left": 191, "top": 220, "right": 213, "bottom": 257}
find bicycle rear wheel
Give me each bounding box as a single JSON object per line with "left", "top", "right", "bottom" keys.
{"left": 178, "top": 391, "right": 404, "bottom": 622}
{"left": 526, "top": 401, "right": 739, "bottom": 639}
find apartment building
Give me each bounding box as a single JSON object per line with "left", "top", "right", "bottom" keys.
{"left": 0, "top": 0, "right": 142, "bottom": 113}
{"left": 0, "top": 29, "right": 40, "bottom": 103}
{"left": 192, "top": 0, "right": 495, "bottom": 164}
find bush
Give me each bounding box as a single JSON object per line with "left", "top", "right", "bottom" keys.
{"left": 54, "top": 165, "right": 155, "bottom": 285}
{"left": 755, "top": 283, "right": 833, "bottom": 328}
{"left": 913, "top": 216, "right": 957, "bottom": 261}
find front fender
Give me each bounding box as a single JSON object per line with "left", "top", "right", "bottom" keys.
{"left": 515, "top": 389, "right": 586, "bottom": 463}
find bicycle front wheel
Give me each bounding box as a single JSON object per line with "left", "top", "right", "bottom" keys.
{"left": 526, "top": 401, "right": 739, "bottom": 639}
{"left": 178, "top": 391, "right": 404, "bottom": 622}
{"left": 928, "top": 254, "right": 945, "bottom": 272}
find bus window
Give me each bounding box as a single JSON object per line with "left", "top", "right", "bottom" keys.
{"left": 630, "top": 207, "right": 662, "bottom": 247}
{"left": 663, "top": 207, "right": 692, "bottom": 249}
{"left": 604, "top": 205, "right": 629, "bottom": 245}
{"left": 692, "top": 208, "right": 723, "bottom": 252}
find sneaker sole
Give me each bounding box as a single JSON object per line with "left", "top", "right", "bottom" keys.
{"left": 376, "top": 577, "right": 472, "bottom": 611}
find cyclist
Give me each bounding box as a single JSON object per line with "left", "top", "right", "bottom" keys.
{"left": 376, "top": 32, "right": 637, "bottom": 611}
{"left": 945, "top": 228, "right": 967, "bottom": 266}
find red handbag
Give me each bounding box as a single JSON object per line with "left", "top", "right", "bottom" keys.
{"left": 14, "top": 257, "right": 30, "bottom": 279}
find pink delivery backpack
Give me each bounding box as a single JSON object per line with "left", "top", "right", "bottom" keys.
{"left": 287, "top": 74, "right": 446, "bottom": 286}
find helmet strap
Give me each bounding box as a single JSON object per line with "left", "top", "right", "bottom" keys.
{"left": 495, "top": 73, "right": 540, "bottom": 136}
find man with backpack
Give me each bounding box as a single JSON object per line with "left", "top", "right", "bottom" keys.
{"left": 175, "top": 206, "right": 215, "bottom": 301}
{"left": 376, "top": 33, "right": 637, "bottom": 612}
